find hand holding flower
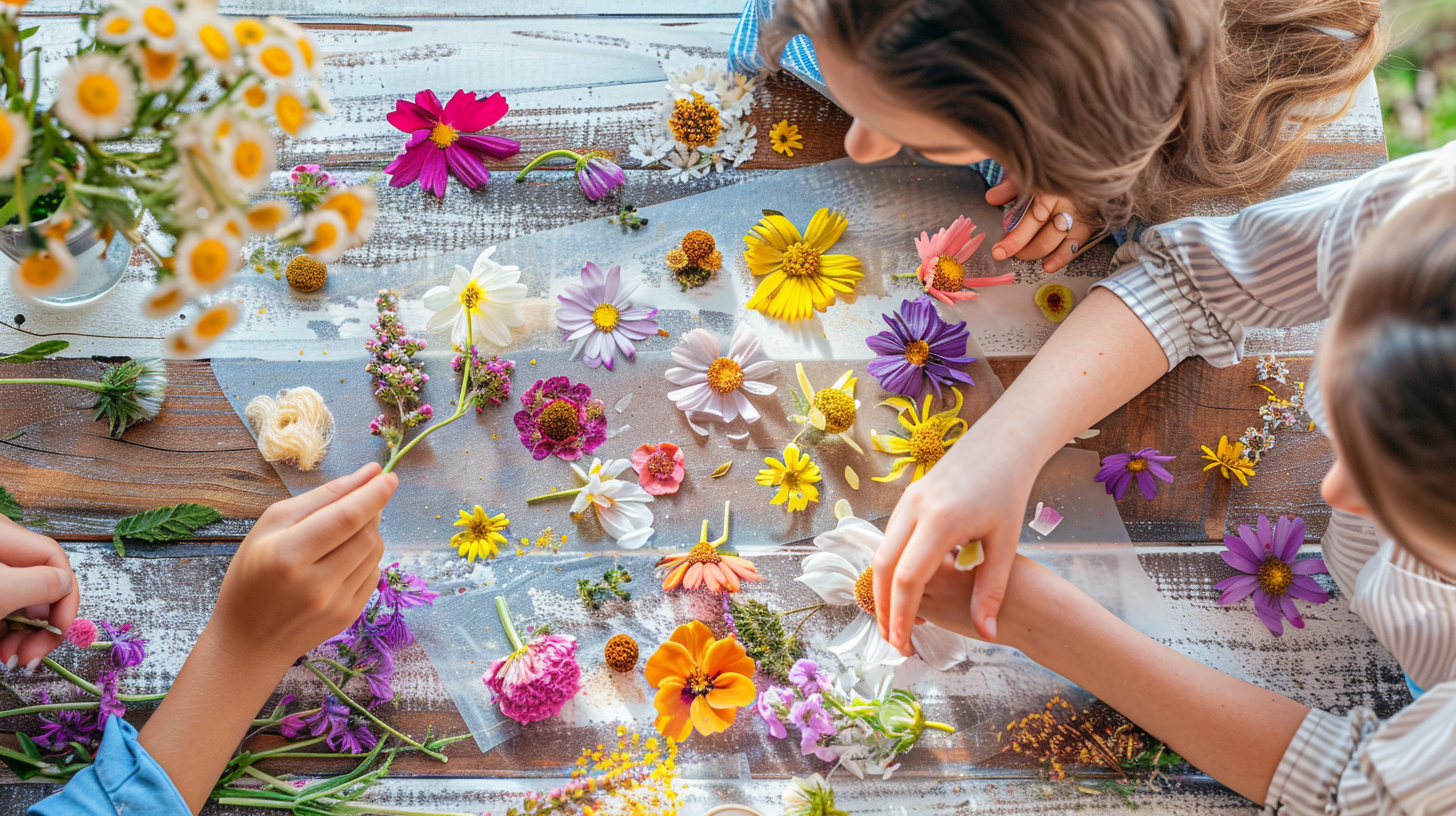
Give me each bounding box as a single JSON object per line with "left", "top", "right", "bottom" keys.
{"left": 0, "top": 516, "right": 79, "bottom": 673}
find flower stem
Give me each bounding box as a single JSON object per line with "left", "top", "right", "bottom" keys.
{"left": 247, "top": 735, "right": 327, "bottom": 759}
{"left": 302, "top": 660, "right": 446, "bottom": 761}
{"left": 496, "top": 596, "right": 525, "bottom": 652}
{"left": 0, "top": 378, "right": 105, "bottom": 391}
{"left": 781, "top": 603, "right": 828, "bottom": 617}
{"left": 380, "top": 321, "right": 474, "bottom": 475}
{"left": 514, "top": 149, "right": 583, "bottom": 181}
{"left": 791, "top": 604, "right": 826, "bottom": 641}
{"left": 41, "top": 658, "right": 165, "bottom": 702}
{"left": 0, "top": 701, "right": 98, "bottom": 718}
{"left": 242, "top": 765, "right": 301, "bottom": 794}
{"left": 891, "top": 272, "right": 920, "bottom": 278}
{"left": 925, "top": 720, "right": 956, "bottom": 733}
{"left": 524, "top": 488, "right": 582, "bottom": 504}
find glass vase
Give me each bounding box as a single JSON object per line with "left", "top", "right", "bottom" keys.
{"left": 1, "top": 215, "right": 132, "bottom": 308}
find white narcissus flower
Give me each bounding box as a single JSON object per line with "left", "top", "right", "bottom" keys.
{"left": 568, "top": 458, "right": 654, "bottom": 549}
{"left": 798, "top": 503, "right": 969, "bottom": 681}
{"left": 423, "top": 245, "right": 527, "bottom": 349}
{"left": 665, "top": 323, "right": 778, "bottom": 427}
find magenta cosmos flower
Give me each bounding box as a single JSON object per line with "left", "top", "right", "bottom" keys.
{"left": 513, "top": 376, "right": 607, "bottom": 461}
{"left": 1215, "top": 514, "right": 1330, "bottom": 636}
{"left": 913, "top": 216, "right": 1016, "bottom": 304}
{"left": 630, "top": 442, "right": 686, "bottom": 495}
{"left": 384, "top": 90, "right": 521, "bottom": 198}
{"left": 1094, "top": 448, "right": 1176, "bottom": 501}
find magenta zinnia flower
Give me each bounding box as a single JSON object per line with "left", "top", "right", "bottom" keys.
{"left": 1215, "top": 514, "right": 1330, "bottom": 636}
{"left": 384, "top": 89, "right": 521, "bottom": 198}
{"left": 913, "top": 216, "right": 1016, "bottom": 304}
{"left": 1094, "top": 448, "right": 1176, "bottom": 501}
{"left": 513, "top": 375, "right": 607, "bottom": 461}
{"left": 483, "top": 598, "right": 581, "bottom": 724}
{"left": 630, "top": 442, "right": 686, "bottom": 495}
{"left": 865, "top": 296, "right": 976, "bottom": 400}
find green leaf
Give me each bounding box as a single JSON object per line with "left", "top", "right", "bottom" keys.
{"left": 0, "top": 754, "right": 41, "bottom": 781}
{"left": 761, "top": 208, "right": 784, "bottom": 217}
{"left": 17, "top": 732, "right": 41, "bottom": 761}
{"left": 0, "top": 484, "right": 20, "bottom": 523}
{"left": 0, "top": 340, "right": 69, "bottom": 364}
{"left": 110, "top": 503, "right": 221, "bottom": 557}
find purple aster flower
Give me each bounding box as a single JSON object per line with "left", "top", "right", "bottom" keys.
{"left": 1094, "top": 448, "right": 1176, "bottom": 501}
{"left": 865, "top": 296, "right": 976, "bottom": 400}
{"left": 513, "top": 376, "right": 607, "bottom": 461}
{"left": 96, "top": 671, "right": 125, "bottom": 726}
{"left": 359, "top": 649, "right": 397, "bottom": 705}
{"left": 788, "top": 659, "right": 832, "bottom": 696}
{"left": 378, "top": 563, "right": 438, "bottom": 610}
{"left": 1215, "top": 514, "right": 1330, "bottom": 636}
{"left": 279, "top": 695, "right": 377, "bottom": 753}
{"left": 384, "top": 89, "right": 521, "bottom": 198}
{"left": 99, "top": 621, "right": 147, "bottom": 671}
{"left": 556, "top": 262, "right": 659, "bottom": 371}
{"left": 516, "top": 149, "right": 626, "bottom": 201}
{"left": 755, "top": 686, "right": 790, "bottom": 739}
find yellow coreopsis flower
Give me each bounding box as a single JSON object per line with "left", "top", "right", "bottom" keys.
{"left": 756, "top": 443, "right": 822, "bottom": 512}
{"left": 743, "top": 208, "right": 862, "bottom": 321}
{"left": 452, "top": 505, "right": 509, "bottom": 562}
{"left": 871, "top": 387, "right": 968, "bottom": 483}
{"left": 1201, "top": 436, "right": 1256, "bottom": 486}
{"left": 791, "top": 363, "right": 863, "bottom": 453}
{"left": 768, "top": 119, "right": 804, "bottom": 157}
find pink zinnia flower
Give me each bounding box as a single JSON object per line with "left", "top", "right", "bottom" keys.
{"left": 64, "top": 617, "right": 98, "bottom": 649}
{"left": 384, "top": 89, "right": 521, "bottom": 198}
{"left": 913, "top": 216, "right": 1015, "bottom": 304}
{"left": 630, "top": 442, "right": 686, "bottom": 495}
{"left": 1215, "top": 514, "right": 1330, "bottom": 636}
{"left": 483, "top": 598, "right": 581, "bottom": 724}
{"left": 513, "top": 375, "right": 607, "bottom": 461}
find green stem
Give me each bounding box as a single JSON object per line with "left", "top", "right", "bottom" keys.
{"left": 0, "top": 378, "right": 105, "bottom": 391}
{"left": 0, "top": 744, "right": 56, "bottom": 773}
{"left": 380, "top": 320, "right": 474, "bottom": 475}
{"left": 780, "top": 603, "right": 828, "bottom": 617}
{"left": 495, "top": 596, "right": 524, "bottom": 652}
{"left": 514, "top": 149, "right": 583, "bottom": 181}
{"left": 40, "top": 658, "right": 165, "bottom": 703}
{"left": 212, "top": 799, "right": 293, "bottom": 811}
{"left": 242, "top": 766, "right": 300, "bottom": 795}
{"left": 791, "top": 604, "right": 826, "bottom": 641}
{"left": 248, "top": 735, "right": 326, "bottom": 759}
{"left": 301, "top": 660, "right": 445, "bottom": 761}
{"left": 0, "top": 701, "right": 98, "bottom": 718}
{"left": 892, "top": 272, "right": 920, "bottom": 278}
{"left": 524, "top": 487, "right": 582, "bottom": 504}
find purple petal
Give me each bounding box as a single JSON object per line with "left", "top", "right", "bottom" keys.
{"left": 387, "top": 99, "right": 439, "bottom": 134}
{"left": 1291, "top": 557, "right": 1327, "bottom": 575}
{"left": 1252, "top": 591, "right": 1285, "bottom": 635}
{"left": 384, "top": 142, "right": 428, "bottom": 187}
{"left": 412, "top": 89, "right": 445, "bottom": 117}
{"left": 419, "top": 146, "right": 450, "bottom": 197}
{"left": 1136, "top": 470, "right": 1158, "bottom": 501}
{"left": 1278, "top": 594, "right": 1305, "bottom": 629}
{"left": 1256, "top": 515, "right": 1276, "bottom": 553}
{"left": 866, "top": 332, "right": 904, "bottom": 356}
{"left": 1219, "top": 546, "right": 1261, "bottom": 574}
{"left": 1287, "top": 575, "right": 1330, "bottom": 603}
{"left": 1147, "top": 460, "right": 1175, "bottom": 482}
{"left": 443, "top": 145, "right": 490, "bottom": 189}
{"left": 456, "top": 134, "right": 522, "bottom": 161}
{"left": 1214, "top": 574, "right": 1259, "bottom": 604}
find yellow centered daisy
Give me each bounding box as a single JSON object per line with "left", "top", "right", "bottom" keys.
{"left": 275, "top": 93, "right": 306, "bottom": 135}
{"left": 1126, "top": 457, "right": 1148, "bottom": 473}
{"left": 234, "top": 140, "right": 263, "bottom": 178}
{"left": 768, "top": 119, "right": 804, "bottom": 157}
{"left": 537, "top": 399, "right": 580, "bottom": 442}
{"left": 812, "top": 388, "right": 856, "bottom": 434}
{"left": 296, "top": 37, "right": 316, "bottom": 70}
{"left": 141, "top": 5, "right": 176, "bottom": 38}
{"left": 706, "top": 357, "right": 744, "bottom": 394}
{"left": 0, "top": 115, "right": 13, "bottom": 157}
{"left": 1201, "top": 435, "right": 1257, "bottom": 486}
{"left": 667, "top": 92, "right": 721, "bottom": 148}
{"left": 258, "top": 45, "right": 293, "bottom": 77}
{"left": 931, "top": 255, "right": 965, "bottom": 293}
{"left": 756, "top": 443, "right": 822, "bottom": 513}
{"left": 873, "top": 388, "right": 969, "bottom": 484}
{"left": 452, "top": 505, "right": 509, "bottom": 562}
{"left": 686, "top": 539, "right": 722, "bottom": 566}
{"left": 140, "top": 48, "right": 178, "bottom": 84}
{"left": 780, "top": 242, "right": 820, "bottom": 277}
{"left": 591, "top": 302, "right": 620, "bottom": 332}
{"left": 306, "top": 219, "right": 339, "bottom": 255}
{"left": 903, "top": 339, "right": 930, "bottom": 367}
{"left": 103, "top": 17, "right": 132, "bottom": 37}
{"left": 77, "top": 74, "right": 121, "bottom": 116}
{"left": 908, "top": 418, "right": 950, "bottom": 469}
{"left": 147, "top": 285, "right": 186, "bottom": 315}
{"left": 194, "top": 308, "right": 233, "bottom": 339}
{"left": 188, "top": 238, "right": 230, "bottom": 284}
{"left": 1258, "top": 557, "right": 1294, "bottom": 595}
{"left": 430, "top": 122, "right": 459, "bottom": 148}
{"left": 234, "top": 19, "right": 267, "bottom": 46}
{"left": 853, "top": 567, "right": 876, "bottom": 616}
{"left": 242, "top": 84, "right": 268, "bottom": 108}
{"left": 18, "top": 252, "right": 61, "bottom": 287}
{"left": 744, "top": 208, "right": 863, "bottom": 321}
{"left": 198, "top": 24, "right": 230, "bottom": 59}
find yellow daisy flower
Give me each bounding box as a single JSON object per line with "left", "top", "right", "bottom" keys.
{"left": 791, "top": 363, "right": 863, "bottom": 453}
{"left": 1201, "top": 435, "right": 1256, "bottom": 486}
{"left": 743, "top": 208, "right": 862, "bottom": 321}
{"left": 452, "top": 505, "right": 509, "bottom": 562}
{"left": 768, "top": 119, "right": 803, "bottom": 157}
{"left": 871, "top": 387, "right": 968, "bottom": 483}
{"left": 756, "top": 443, "right": 822, "bottom": 512}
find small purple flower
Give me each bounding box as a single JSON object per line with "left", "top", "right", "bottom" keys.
{"left": 1215, "top": 514, "right": 1330, "bottom": 636}
{"left": 279, "top": 695, "right": 377, "bottom": 753}
{"left": 866, "top": 296, "right": 976, "bottom": 400}
{"left": 96, "top": 671, "right": 125, "bottom": 726}
{"left": 789, "top": 693, "right": 838, "bottom": 762}
{"left": 577, "top": 155, "right": 625, "bottom": 201}
{"left": 722, "top": 591, "right": 737, "bottom": 636}
{"left": 556, "top": 262, "right": 659, "bottom": 371}
{"left": 1094, "top": 448, "right": 1176, "bottom": 501}
{"left": 378, "top": 563, "right": 439, "bottom": 609}
{"left": 788, "top": 659, "right": 832, "bottom": 696}
{"left": 34, "top": 692, "right": 100, "bottom": 750}
{"left": 755, "top": 686, "right": 789, "bottom": 739}
{"left": 513, "top": 376, "right": 607, "bottom": 461}
{"left": 99, "top": 621, "right": 147, "bottom": 670}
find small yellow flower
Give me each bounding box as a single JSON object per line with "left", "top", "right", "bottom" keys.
{"left": 743, "top": 208, "right": 862, "bottom": 321}
{"left": 872, "top": 387, "right": 969, "bottom": 483}
{"left": 452, "top": 505, "right": 509, "bottom": 562}
{"left": 768, "top": 119, "right": 804, "bottom": 157}
{"left": 1034, "top": 283, "right": 1074, "bottom": 322}
{"left": 756, "top": 443, "right": 822, "bottom": 512}
{"left": 791, "top": 363, "right": 863, "bottom": 453}
{"left": 1201, "top": 436, "right": 1256, "bottom": 486}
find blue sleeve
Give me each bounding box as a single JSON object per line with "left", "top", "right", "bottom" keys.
{"left": 28, "top": 717, "right": 191, "bottom": 816}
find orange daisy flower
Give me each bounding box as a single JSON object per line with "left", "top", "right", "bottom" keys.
{"left": 656, "top": 501, "right": 761, "bottom": 593}
{"left": 646, "top": 620, "right": 756, "bottom": 741}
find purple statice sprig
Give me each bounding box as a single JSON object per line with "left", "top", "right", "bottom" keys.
{"left": 451, "top": 346, "right": 516, "bottom": 412}
{"left": 366, "top": 289, "right": 433, "bottom": 451}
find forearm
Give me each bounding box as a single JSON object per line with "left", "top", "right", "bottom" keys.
{"left": 138, "top": 625, "right": 293, "bottom": 813}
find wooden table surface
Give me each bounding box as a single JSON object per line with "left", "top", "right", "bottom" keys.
{"left": 0, "top": 4, "right": 1398, "bottom": 814}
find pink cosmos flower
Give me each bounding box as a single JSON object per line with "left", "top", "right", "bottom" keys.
{"left": 384, "top": 90, "right": 521, "bottom": 198}
{"left": 630, "top": 442, "right": 686, "bottom": 495}
{"left": 913, "top": 215, "right": 1016, "bottom": 304}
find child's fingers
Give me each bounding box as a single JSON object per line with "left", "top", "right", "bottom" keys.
{"left": 885, "top": 519, "right": 955, "bottom": 656}
{"left": 287, "top": 472, "right": 398, "bottom": 561}
{"left": 260, "top": 463, "right": 383, "bottom": 531}
{"left": 985, "top": 177, "right": 1021, "bottom": 207}
{"left": 0, "top": 629, "right": 23, "bottom": 669}
{"left": 992, "top": 195, "right": 1055, "bottom": 260}
{"left": 1039, "top": 226, "right": 1095, "bottom": 274}
{"left": 13, "top": 630, "right": 61, "bottom": 672}
{"left": 0, "top": 563, "right": 75, "bottom": 615}
{"left": 874, "top": 501, "right": 920, "bottom": 641}
{"left": 0, "top": 517, "right": 69, "bottom": 568}
{"left": 969, "top": 526, "right": 1018, "bottom": 642}
{"left": 315, "top": 514, "right": 383, "bottom": 575}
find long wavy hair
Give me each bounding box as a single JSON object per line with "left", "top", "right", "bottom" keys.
{"left": 761, "top": 0, "right": 1387, "bottom": 229}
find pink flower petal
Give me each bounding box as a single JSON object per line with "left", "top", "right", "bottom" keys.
{"left": 443, "top": 145, "right": 490, "bottom": 189}
{"left": 384, "top": 142, "right": 428, "bottom": 187}
{"left": 387, "top": 99, "right": 438, "bottom": 134}
{"left": 419, "top": 146, "right": 450, "bottom": 197}
{"left": 413, "top": 89, "right": 445, "bottom": 118}
{"left": 447, "top": 90, "right": 509, "bottom": 132}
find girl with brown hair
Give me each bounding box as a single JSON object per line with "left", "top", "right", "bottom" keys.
{"left": 730, "top": 0, "right": 1386, "bottom": 272}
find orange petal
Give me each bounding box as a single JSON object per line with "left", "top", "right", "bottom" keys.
{"left": 703, "top": 634, "right": 755, "bottom": 679}
{"left": 654, "top": 684, "right": 694, "bottom": 742}
{"left": 718, "top": 564, "right": 740, "bottom": 592}
{"left": 690, "top": 694, "right": 733, "bottom": 736}
{"left": 703, "top": 564, "right": 722, "bottom": 592}
{"left": 655, "top": 553, "right": 686, "bottom": 568}
{"left": 705, "top": 671, "right": 755, "bottom": 710}
{"left": 661, "top": 562, "right": 689, "bottom": 591}
{"left": 645, "top": 641, "right": 695, "bottom": 688}
{"left": 671, "top": 620, "right": 715, "bottom": 664}
{"left": 685, "top": 561, "right": 705, "bottom": 590}
{"left": 721, "top": 555, "right": 757, "bottom": 573}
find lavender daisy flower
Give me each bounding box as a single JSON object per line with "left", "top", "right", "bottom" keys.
{"left": 865, "top": 296, "right": 976, "bottom": 400}
{"left": 788, "top": 659, "right": 832, "bottom": 696}
{"left": 516, "top": 149, "right": 626, "bottom": 201}
{"left": 556, "top": 262, "right": 659, "bottom": 371}
{"left": 1215, "top": 514, "right": 1330, "bottom": 636}
{"left": 280, "top": 695, "right": 377, "bottom": 753}
{"left": 1093, "top": 448, "right": 1176, "bottom": 501}
{"left": 99, "top": 621, "right": 147, "bottom": 670}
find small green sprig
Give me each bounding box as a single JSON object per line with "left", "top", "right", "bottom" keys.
{"left": 608, "top": 203, "right": 648, "bottom": 231}
{"left": 111, "top": 502, "right": 221, "bottom": 556}
{"left": 577, "top": 566, "right": 632, "bottom": 612}
{"left": 727, "top": 598, "right": 810, "bottom": 682}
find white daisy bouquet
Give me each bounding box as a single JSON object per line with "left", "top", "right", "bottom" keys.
{"left": 0, "top": 0, "right": 371, "bottom": 356}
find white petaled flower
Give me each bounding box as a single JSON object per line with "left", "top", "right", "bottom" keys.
{"left": 266, "top": 16, "right": 322, "bottom": 80}
{"left": 9, "top": 237, "right": 76, "bottom": 301}
{"left": 173, "top": 220, "right": 242, "bottom": 293}
{"left": 219, "top": 116, "right": 276, "bottom": 193}
{"left": 234, "top": 77, "right": 274, "bottom": 117}
{"left": 231, "top": 17, "right": 269, "bottom": 49}
{"left": 782, "top": 773, "right": 844, "bottom": 816}
{"left": 318, "top": 184, "right": 377, "bottom": 249}
{"left": 798, "top": 504, "right": 969, "bottom": 680}
{"left": 247, "top": 34, "right": 303, "bottom": 83}
{"left": 132, "top": 43, "right": 183, "bottom": 93}
{"left": 141, "top": 278, "right": 190, "bottom": 319}
{"left": 556, "top": 262, "right": 659, "bottom": 371}
{"left": 422, "top": 245, "right": 527, "bottom": 349}
{"left": 0, "top": 109, "right": 31, "bottom": 179}
{"left": 164, "top": 300, "right": 240, "bottom": 359}
{"left": 278, "top": 209, "right": 348, "bottom": 263}
{"left": 244, "top": 199, "right": 291, "bottom": 234}
{"left": 628, "top": 62, "right": 758, "bottom": 183}
{"left": 271, "top": 84, "right": 315, "bottom": 137}
{"left": 568, "top": 458, "right": 654, "bottom": 549}
{"left": 181, "top": 6, "right": 241, "bottom": 76}
{"left": 53, "top": 53, "right": 139, "bottom": 140}
{"left": 101, "top": 0, "right": 183, "bottom": 52}
{"left": 665, "top": 323, "right": 778, "bottom": 426}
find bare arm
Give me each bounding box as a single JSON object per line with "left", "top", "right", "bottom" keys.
{"left": 921, "top": 555, "right": 1309, "bottom": 803}
{"left": 873, "top": 287, "right": 1169, "bottom": 648}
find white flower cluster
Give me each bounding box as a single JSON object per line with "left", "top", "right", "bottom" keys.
{"left": 628, "top": 64, "right": 759, "bottom": 182}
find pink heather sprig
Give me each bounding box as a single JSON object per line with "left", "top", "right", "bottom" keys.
{"left": 285, "top": 163, "right": 341, "bottom": 212}
{"left": 451, "top": 345, "right": 516, "bottom": 412}
{"left": 483, "top": 597, "right": 580, "bottom": 724}
{"left": 366, "top": 289, "right": 433, "bottom": 450}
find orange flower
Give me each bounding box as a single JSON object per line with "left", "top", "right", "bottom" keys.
{"left": 646, "top": 620, "right": 756, "bottom": 741}
{"left": 656, "top": 501, "right": 761, "bottom": 593}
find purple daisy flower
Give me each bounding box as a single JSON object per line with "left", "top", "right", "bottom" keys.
{"left": 865, "top": 296, "right": 976, "bottom": 400}
{"left": 1215, "top": 514, "right": 1330, "bottom": 636}
{"left": 1094, "top": 448, "right": 1176, "bottom": 501}
{"left": 556, "top": 262, "right": 659, "bottom": 371}
{"left": 384, "top": 90, "right": 522, "bottom": 198}
{"left": 513, "top": 375, "right": 607, "bottom": 461}
{"left": 577, "top": 155, "right": 626, "bottom": 200}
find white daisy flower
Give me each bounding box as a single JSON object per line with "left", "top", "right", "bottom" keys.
{"left": 270, "top": 84, "right": 314, "bottom": 137}
{"left": 164, "top": 300, "right": 240, "bottom": 359}
{"left": 132, "top": 44, "right": 183, "bottom": 93}
{"left": 568, "top": 458, "right": 655, "bottom": 549}
{"left": 102, "top": 0, "right": 183, "bottom": 52}
{"left": 181, "top": 6, "right": 241, "bottom": 76}
{"left": 247, "top": 34, "right": 303, "bottom": 83}
{"left": 9, "top": 237, "right": 77, "bottom": 301}
{"left": 141, "top": 278, "right": 190, "bottom": 319}
{"left": 318, "top": 184, "right": 377, "bottom": 248}
{"left": 234, "top": 77, "right": 273, "bottom": 117}
{"left": 172, "top": 220, "right": 241, "bottom": 293}
{"left": 278, "top": 208, "right": 348, "bottom": 263}
{"left": 219, "top": 115, "right": 276, "bottom": 193}
{"left": 266, "top": 16, "right": 321, "bottom": 79}
{"left": 798, "top": 502, "right": 970, "bottom": 680}
{"left": 422, "top": 245, "right": 527, "bottom": 349}
{"left": 53, "top": 53, "right": 138, "bottom": 140}
{"left": 231, "top": 17, "right": 268, "bottom": 49}
{"left": 243, "top": 199, "right": 291, "bottom": 234}
{"left": 0, "top": 109, "right": 31, "bottom": 179}
{"left": 665, "top": 323, "right": 778, "bottom": 425}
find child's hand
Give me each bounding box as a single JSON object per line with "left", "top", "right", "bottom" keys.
{"left": 986, "top": 177, "right": 1095, "bottom": 274}
{"left": 0, "top": 516, "right": 79, "bottom": 672}
{"left": 208, "top": 463, "right": 398, "bottom": 668}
